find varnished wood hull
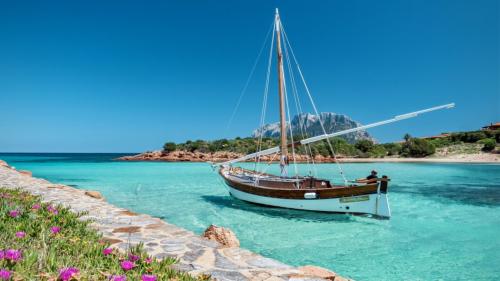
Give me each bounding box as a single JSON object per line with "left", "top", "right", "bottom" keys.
{"left": 219, "top": 167, "right": 391, "bottom": 218}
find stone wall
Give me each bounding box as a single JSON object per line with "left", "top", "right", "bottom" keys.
{"left": 0, "top": 163, "right": 350, "bottom": 281}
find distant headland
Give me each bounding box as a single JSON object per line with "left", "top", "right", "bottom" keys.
{"left": 118, "top": 124, "right": 500, "bottom": 163}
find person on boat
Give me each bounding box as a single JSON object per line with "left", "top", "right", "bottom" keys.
{"left": 279, "top": 155, "right": 289, "bottom": 177}
{"left": 356, "top": 170, "right": 378, "bottom": 183}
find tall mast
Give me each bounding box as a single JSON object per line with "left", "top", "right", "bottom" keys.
{"left": 275, "top": 8, "right": 288, "bottom": 176}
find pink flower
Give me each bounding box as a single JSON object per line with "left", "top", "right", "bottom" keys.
{"left": 120, "top": 260, "right": 135, "bottom": 271}
{"left": 128, "top": 254, "right": 139, "bottom": 262}
{"left": 103, "top": 247, "right": 113, "bottom": 256}
{"left": 58, "top": 267, "right": 79, "bottom": 281}
{"left": 109, "top": 275, "right": 126, "bottom": 281}
{"left": 15, "top": 232, "right": 26, "bottom": 238}
{"left": 47, "top": 205, "right": 58, "bottom": 215}
{"left": 8, "top": 210, "right": 20, "bottom": 218}
{"left": 0, "top": 269, "right": 11, "bottom": 280}
{"left": 32, "top": 204, "right": 41, "bottom": 210}
{"left": 0, "top": 193, "right": 11, "bottom": 199}
{"left": 50, "top": 226, "right": 61, "bottom": 234}
{"left": 5, "top": 249, "right": 22, "bottom": 262}
{"left": 145, "top": 257, "right": 153, "bottom": 264}
{"left": 141, "top": 274, "right": 157, "bottom": 281}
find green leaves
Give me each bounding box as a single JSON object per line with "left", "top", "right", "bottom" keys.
{"left": 0, "top": 188, "right": 203, "bottom": 280}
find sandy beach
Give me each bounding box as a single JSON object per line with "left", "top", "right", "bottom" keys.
{"left": 338, "top": 153, "right": 499, "bottom": 164}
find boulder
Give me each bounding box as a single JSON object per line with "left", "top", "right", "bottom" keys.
{"left": 202, "top": 224, "right": 240, "bottom": 248}
{"left": 19, "top": 170, "right": 32, "bottom": 177}
{"left": 84, "top": 190, "right": 104, "bottom": 200}
{"left": 297, "top": 265, "right": 337, "bottom": 281}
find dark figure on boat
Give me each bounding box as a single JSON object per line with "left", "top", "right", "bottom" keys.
{"left": 357, "top": 170, "right": 378, "bottom": 183}
{"left": 279, "top": 155, "right": 290, "bottom": 177}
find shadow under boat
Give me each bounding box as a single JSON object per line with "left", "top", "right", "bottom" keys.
{"left": 201, "top": 195, "right": 389, "bottom": 223}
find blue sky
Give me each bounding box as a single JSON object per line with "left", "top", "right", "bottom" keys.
{"left": 0, "top": 0, "right": 498, "bottom": 153}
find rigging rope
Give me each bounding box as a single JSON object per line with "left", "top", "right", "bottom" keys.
{"left": 281, "top": 25, "right": 349, "bottom": 185}
{"left": 255, "top": 20, "right": 276, "bottom": 172}
{"left": 226, "top": 22, "right": 274, "bottom": 131}
{"left": 281, "top": 27, "right": 317, "bottom": 177}
{"left": 280, "top": 31, "right": 299, "bottom": 178}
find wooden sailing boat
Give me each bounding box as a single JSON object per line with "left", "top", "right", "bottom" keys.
{"left": 214, "top": 9, "right": 454, "bottom": 218}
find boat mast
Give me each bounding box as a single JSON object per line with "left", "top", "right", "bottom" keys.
{"left": 275, "top": 8, "right": 288, "bottom": 176}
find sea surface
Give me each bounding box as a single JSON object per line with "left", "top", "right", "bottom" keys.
{"left": 1, "top": 153, "right": 499, "bottom": 281}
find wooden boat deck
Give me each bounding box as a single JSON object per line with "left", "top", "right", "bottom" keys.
{"left": 220, "top": 167, "right": 388, "bottom": 199}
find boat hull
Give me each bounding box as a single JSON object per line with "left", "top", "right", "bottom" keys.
{"left": 225, "top": 183, "right": 391, "bottom": 218}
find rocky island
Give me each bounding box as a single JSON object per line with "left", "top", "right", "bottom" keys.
{"left": 118, "top": 122, "right": 500, "bottom": 164}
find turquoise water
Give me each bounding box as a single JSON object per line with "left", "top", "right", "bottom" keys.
{"left": 1, "top": 153, "right": 499, "bottom": 281}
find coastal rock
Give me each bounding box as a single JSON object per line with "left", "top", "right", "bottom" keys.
{"left": 19, "top": 170, "right": 32, "bottom": 177}
{"left": 202, "top": 224, "right": 240, "bottom": 248}
{"left": 296, "top": 265, "right": 337, "bottom": 281}
{"left": 112, "top": 226, "right": 141, "bottom": 233}
{"left": 116, "top": 150, "right": 344, "bottom": 163}
{"left": 48, "top": 184, "right": 66, "bottom": 189}
{"left": 100, "top": 237, "right": 122, "bottom": 245}
{"left": 84, "top": 190, "right": 104, "bottom": 200}
{"left": 120, "top": 210, "right": 138, "bottom": 216}
{"left": 0, "top": 160, "right": 8, "bottom": 167}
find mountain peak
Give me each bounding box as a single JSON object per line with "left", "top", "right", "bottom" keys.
{"left": 253, "top": 112, "right": 374, "bottom": 144}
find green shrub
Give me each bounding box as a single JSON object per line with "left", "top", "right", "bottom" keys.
{"left": 382, "top": 143, "right": 402, "bottom": 156}
{"left": 478, "top": 138, "right": 496, "bottom": 152}
{"left": 428, "top": 137, "right": 455, "bottom": 148}
{"left": 354, "top": 139, "right": 374, "bottom": 153}
{"left": 162, "top": 142, "right": 176, "bottom": 153}
{"left": 401, "top": 138, "right": 436, "bottom": 157}
{"left": 368, "top": 145, "right": 388, "bottom": 158}
{"left": 494, "top": 130, "right": 500, "bottom": 143}
{"left": 329, "top": 137, "right": 357, "bottom": 156}
{"left": 450, "top": 131, "right": 488, "bottom": 143}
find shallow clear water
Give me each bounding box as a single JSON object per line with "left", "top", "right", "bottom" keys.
{"left": 1, "top": 153, "right": 499, "bottom": 281}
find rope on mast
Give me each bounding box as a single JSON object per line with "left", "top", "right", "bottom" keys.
{"left": 281, "top": 26, "right": 316, "bottom": 177}
{"left": 280, "top": 35, "right": 299, "bottom": 178}
{"left": 255, "top": 20, "right": 276, "bottom": 172}
{"left": 281, "top": 26, "right": 349, "bottom": 184}
{"left": 227, "top": 22, "right": 274, "bottom": 131}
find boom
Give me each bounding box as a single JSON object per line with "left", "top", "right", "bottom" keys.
{"left": 214, "top": 103, "right": 455, "bottom": 166}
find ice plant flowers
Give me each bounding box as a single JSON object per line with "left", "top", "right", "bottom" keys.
{"left": 47, "top": 205, "right": 58, "bottom": 215}
{"left": 15, "top": 231, "right": 26, "bottom": 238}
{"left": 8, "top": 210, "right": 20, "bottom": 218}
{"left": 120, "top": 260, "right": 135, "bottom": 271}
{"left": 0, "top": 269, "right": 11, "bottom": 280}
{"left": 32, "top": 203, "right": 41, "bottom": 210}
{"left": 128, "top": 254, "right": 140, "bottom": 262}
{"left": 141, "top": 274, "right": 157, "bottom": 281}
{"left": 50, "top": 226, "right": 61, "bottom": 234}
{"left": 4, "top": 249, "right": 22, "bottom": 262}
{"left": 58, "top": 267, "right": 79, "bottom": 281}
{"left": 109, "top": 275, "right": 126, "bottom": 281}
{"left": 103, "top": 247, "right": 113, "bottom": 256}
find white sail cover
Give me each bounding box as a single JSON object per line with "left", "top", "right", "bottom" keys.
{"left": 215, "top": 103, "right": 454, "bottom": 166}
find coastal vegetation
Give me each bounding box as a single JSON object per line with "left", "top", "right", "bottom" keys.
{"left": 162, "top": 129, "right": 499, "bottom": 159}
{"left": 0, "top": 188, "right": 206, "bottom": 281}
